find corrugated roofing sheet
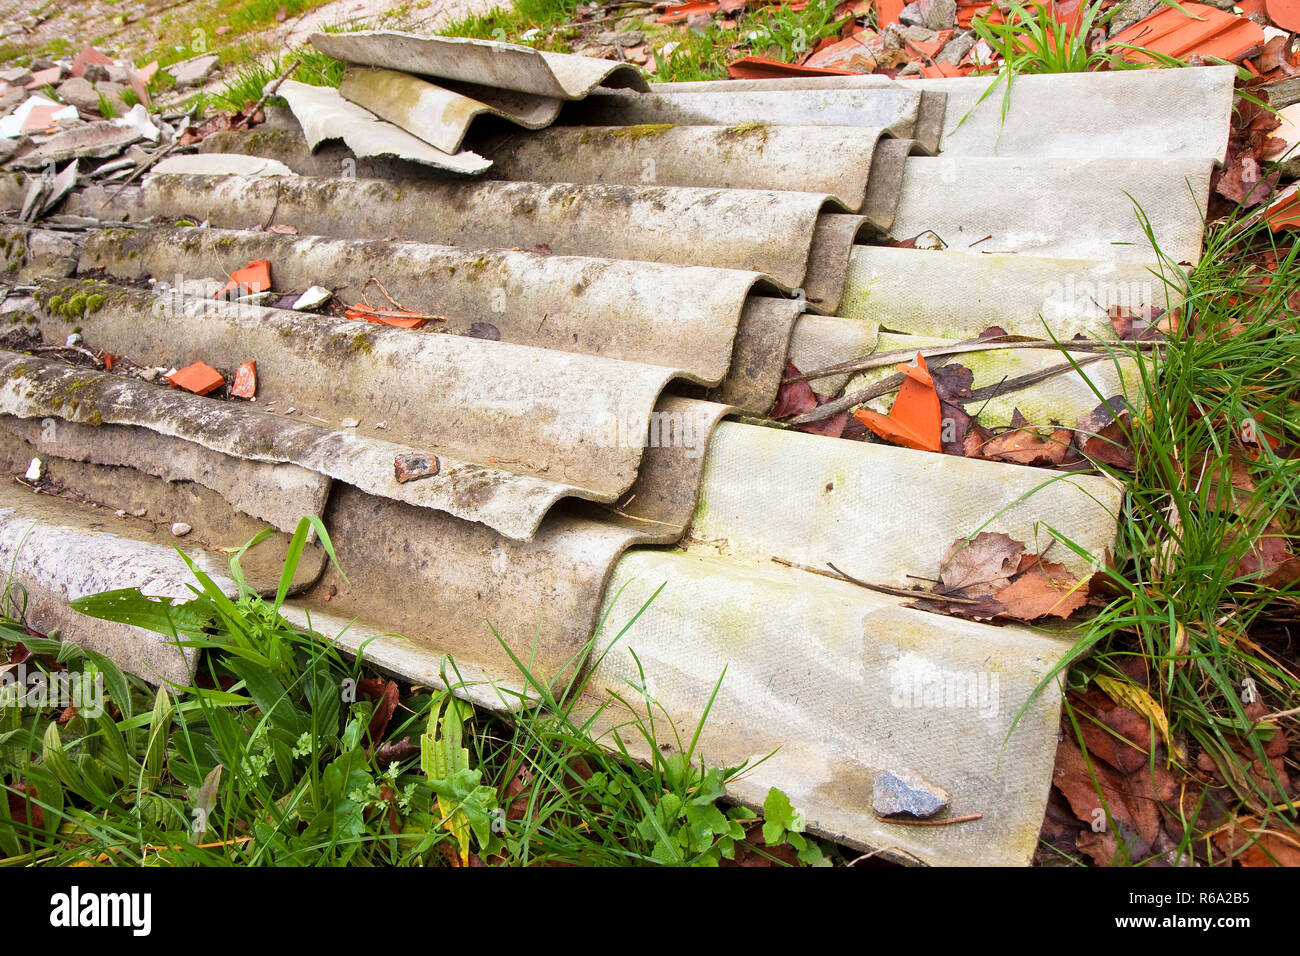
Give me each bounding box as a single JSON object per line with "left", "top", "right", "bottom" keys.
{"left": 0, "top": 38, "right": 1236, "bottom": 865}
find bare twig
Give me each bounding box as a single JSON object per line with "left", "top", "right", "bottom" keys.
{"left": 770, "top": 556, "right": 982, "bottom": 605}
{"left": 248, "top": 57, "right": 301, "bottom": 120}
{"left": 783, "top": 337, "right": 1163, "bottom": 386}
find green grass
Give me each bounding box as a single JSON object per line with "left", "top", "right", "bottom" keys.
{"left": 202, "top": 46, "right": 345, "bottom": 112}
{"left": 748, "top": 0, "right": 848, "bottom": 63}
{"left": 438, "top": 2, "right": 582, "bottom": 52}
{"left": 654, "top": 23, "right": 741, "bottom": 83}
{"left": 1022, "top": 197, "right": 1300, "bottom": 863}
{"left": 0, "top": 518, "right": 829, "bottom": 866}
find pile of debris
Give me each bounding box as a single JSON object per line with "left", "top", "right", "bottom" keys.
{"left": 640, "top": 0, "right": 1300, "bottom": 80}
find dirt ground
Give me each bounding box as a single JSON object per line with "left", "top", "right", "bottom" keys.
{"left": 0, "top": 0, "right": 497, "bottom": 68}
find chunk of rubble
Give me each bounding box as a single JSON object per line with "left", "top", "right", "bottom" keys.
{"left": 114, "top": 104, "right": 160, "bottom": 142}
{"left": 11, "top": 120, "right": 143, "bottom": 166}
{"left": 56, "top": 77, "right": 101, "bottom": 113}
{"left": 291, "top": 285, "right": 333, "bottom": 310}
{"left": 166, "top": 54, "right": 219, "bottom": 90}
{"left": 0, "top": 95, "right": 77, "bottom": 138}
{"left": 872, "top": 768, "right": 950, "bottom": 818}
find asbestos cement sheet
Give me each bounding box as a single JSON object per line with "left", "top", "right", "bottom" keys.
{"left": 310, "top": 30, "right": 648, "bottom": 100}
{"left": 580, "top": 547, "right": 1066, "bottom": 866}
{"left": 0, "top": 485, "right": 240, "bottom": 684}
{"left": 890, "top": 156, "right": 1212, "bottom": 264}
{"left": 689, "top": 421, "right": 1122, "bottom": 584}
{"left": 278, "top": 80, "right": 491, "bottom": 174}
{"left": 839, "top": 245, "right": 1184, "bottom": 340}
{"left": 476, "top": 123, "right": 890, "bottom": 212}
{"left": 651, "top": 65, "right": 1235, "bottom": 161}
{"left": 568, "top": 87, "right": 923, "bottom": 139}
{"left": 339, "top": 67, "right": 562, "bottom": 155}
{"left": 95, "top": 174, "right": 839, "bottom": 292}
{"left": 80, "top": 227, "right": 769, "bottom": 387}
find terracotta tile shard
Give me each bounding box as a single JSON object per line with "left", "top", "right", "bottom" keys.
{"left": 852, "top": 351, "right": 942, "bottom": 453}
{"left": 1109, "top": 2, "right": 1266, "bottom": 64}
{"left": 70, "top": 45, "right": 114, "bottom": 79}
{"left": 725, "top": 55, "right": 859, "bottom": 78}
{"left": 345, "top": 303, "right": 444, "bottom": 329}
{"left": 877, "top": 0, "right": 906, "bottom": 28}
{"left": 656, "top": 0, "right": 719, "bottom": 22}
{"left": 25, "top": 67, "right": 62, "bottom": 89}
{"left": 1266, "top": 0, "right": 1300, "bottom": 31}
{"left": 394, "top": 453, "right": 439, "bottom": 483}
{"left": 230, "top": 360, "right": 257, "bottom": 399}
{"left": 805, "top": 32, "right": 888, "bottom": 71}
{"left": 1263, "top": 185, "right": 1300, "bottom": 230}
{"left": 168, "top": 361, "right": 225, "bottom": 396}
{"left": 21, "top": 104, "right": 60, "bottom": 134}
{"left": 216, "top": 259, "right": 272, "bottom": 298}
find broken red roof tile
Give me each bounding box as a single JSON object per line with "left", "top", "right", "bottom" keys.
{"left": 1263, "top": 185, "right": 1300, "bottom": 230}
{"left": 217, "top": 260, "right": 272, "bottom": 297}
{"left": 1050, "top": 0, "right": 1083, "bottom": 32}
{"left": 168, "top": 362, "right": 225, "bottom": 396}
{"left": 958, "top": 0, "right": 996, "bottom": 27}
{"left": 726, "top": 55, "right": 859, "bottom": 77}
{"left": 852, "top": 352, "right": 942, "bottom": 453}
{"left": 805, "top": 31, "right": 883, "bottom": 70}
{"left": 919, "top": 61, "right": 969, "bottom": 77}
{"left": 1109, "top": 2, "right": 1266, "bottom": 64}
{"left": 877, "top": 0, "right": 905, "bottom": 28}
{"left": 230, "top": 361, "right": 257, "bottom": 399}
{"left": 345, "top": 303, "right": 437, "bottom": 329}
{"left": 70, "top": 45, "right": 114, "bottom": 79}
{"left": 1266, "top": 0, "right": 1300, "bottom": 31}
{"left": 656, "top": 1, "right": 719, "bottom": 22}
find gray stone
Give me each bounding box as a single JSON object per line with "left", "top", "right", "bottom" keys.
{"left": 106, "top": 62, "right": 134, "bottom": 84}
{"left": 57, "top": 77, "right": 101, "bottom": 113}
{"left": 901, "top": 0, "right": 955, "bottom": 29}
{"left": 872, "top": 768, "right": 949, "bottom": 818}
{"left": 598, "top": 30, "right": 645, "bottom": 47}
{"left": 165, "top": 54, "right": 219, "bottom": 90}
{"left": 0, "top": 86, "right": 24, "bottom": 119}
{"left": 95, "top": 81, "right": 128, "bottom": 107}
{"left": 937, "top": 30, "right": 976, "bottom": 64}
{"left": 0, "top": 67, "right": 31, "bottom": 86}
{"left": 82, "top": 63, "right": 109, "bottom": 84}
{"left": 925, "top": 0, "right": 956, "bottom": 30}
{"left": 30, "top": 58, "right": 56, "bottom": 72}
{"left": 1107, "top": 0, "right": 1160, "bottom": 35}
{"left": 898, "top": 24, "right": 939, "bottom": 42}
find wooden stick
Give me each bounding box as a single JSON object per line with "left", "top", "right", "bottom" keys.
{"left": 784, "top": 337, "right": 1163, "bottom": 386}
{"left": 874, "top": 812, "right": 983, "bottom": 827}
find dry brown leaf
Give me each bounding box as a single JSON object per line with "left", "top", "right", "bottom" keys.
{"left": 937, "top": 531, "right": 1023, "bottom": 598}
{"left": 995, "top": 555, "right": 1088, "bottom": 620}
